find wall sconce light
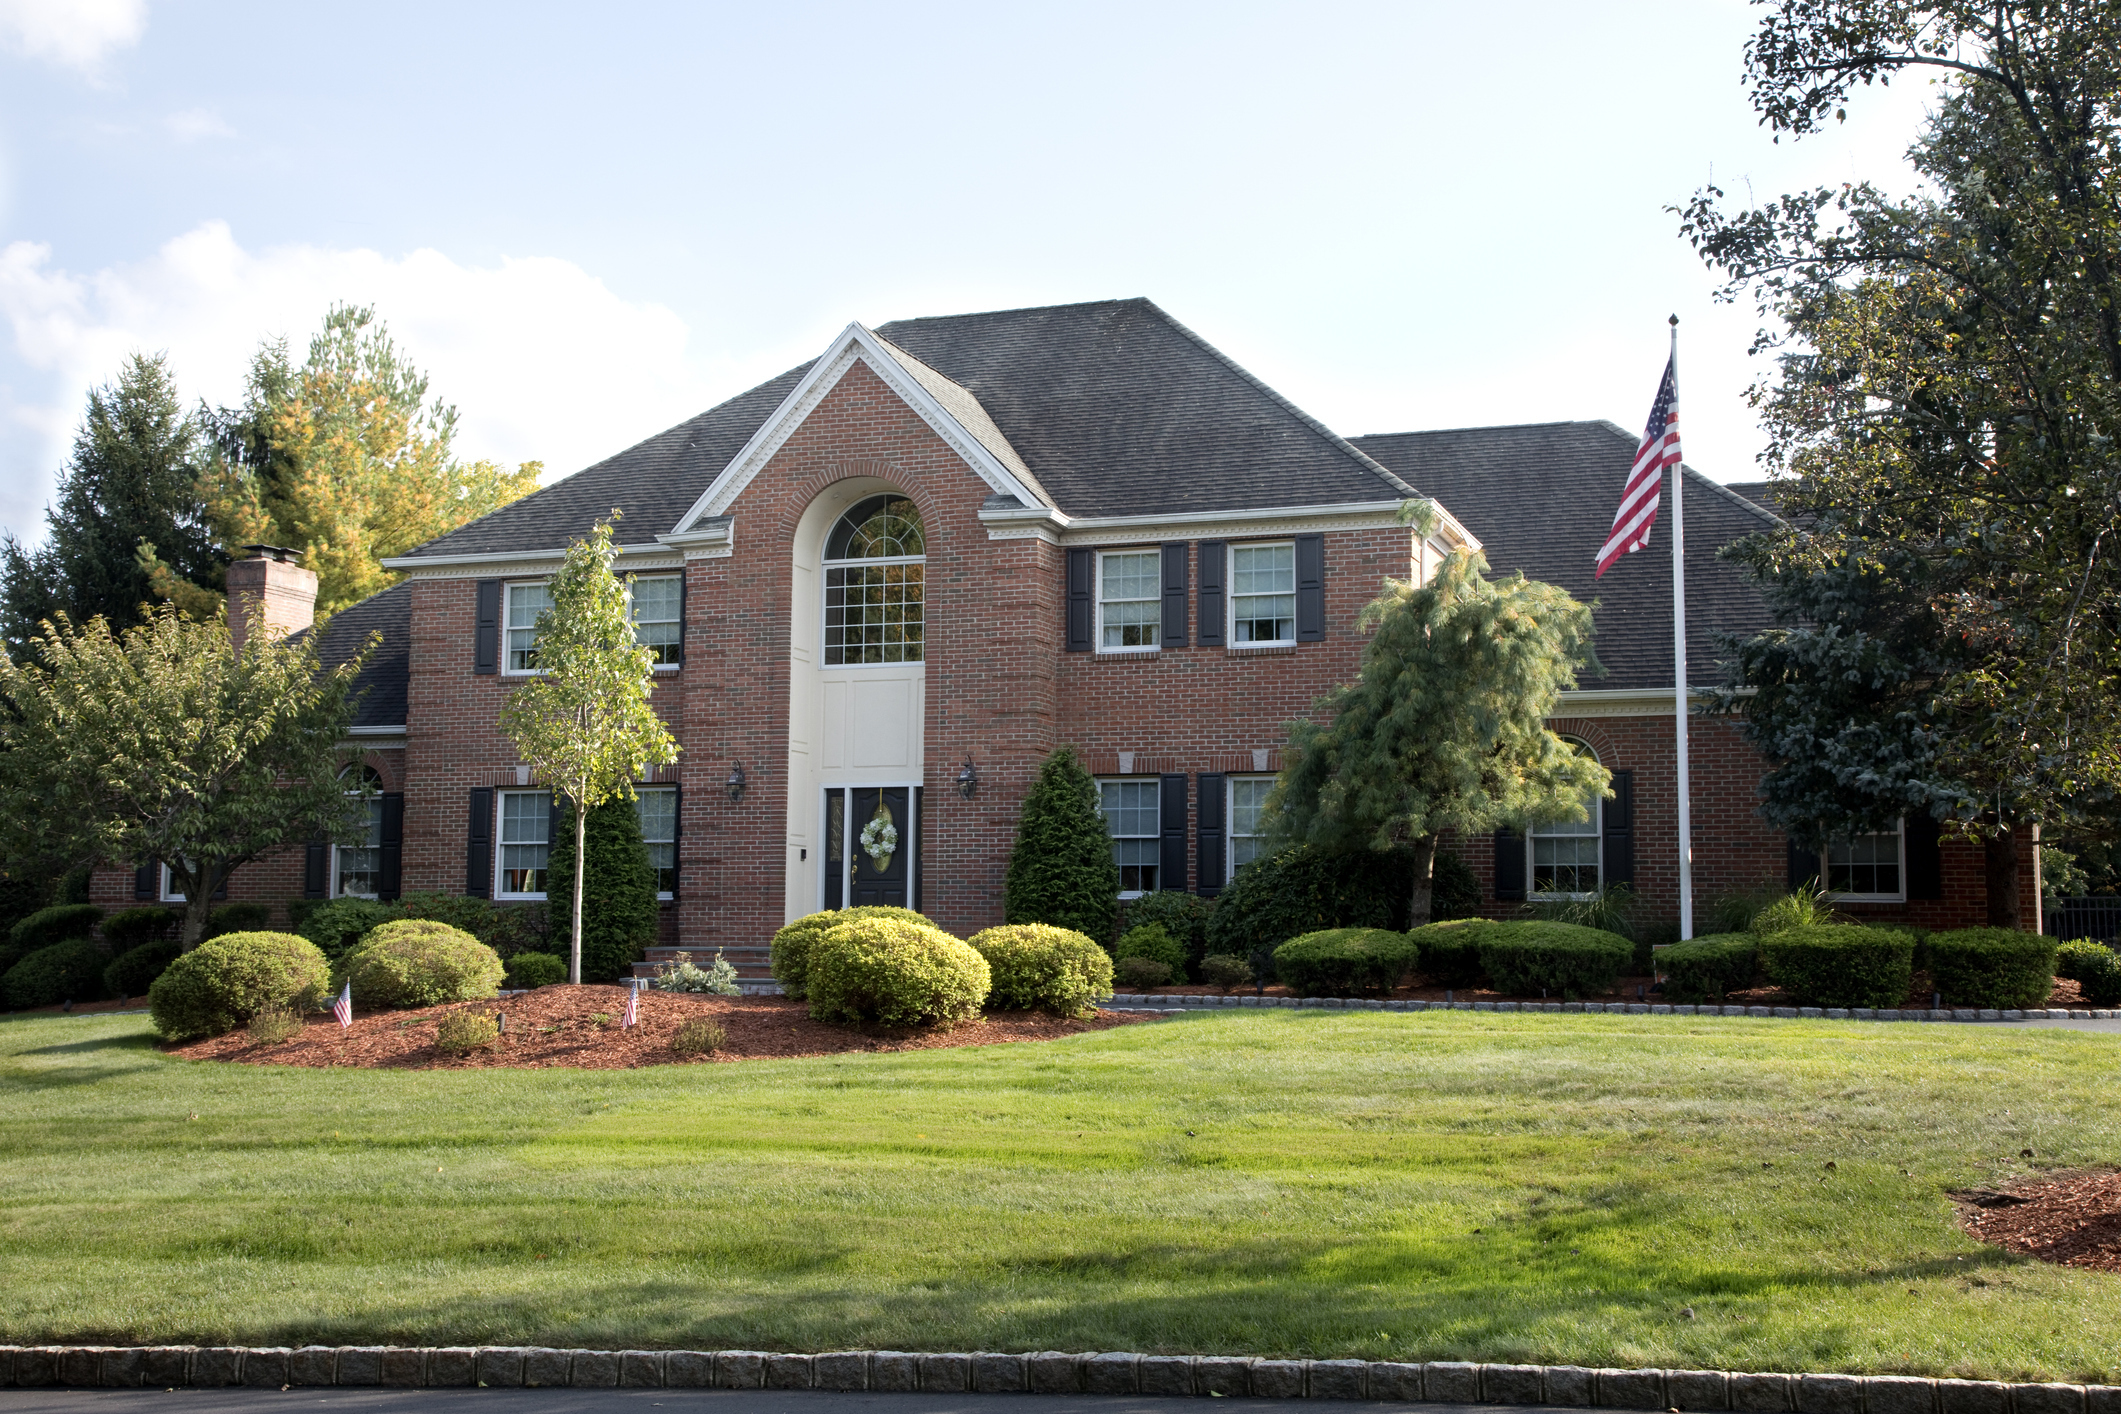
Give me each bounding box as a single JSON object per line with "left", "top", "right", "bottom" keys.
{"left": 726, "top": 762, "right": 747, "bottom": 803}
{"left": 955, "top": 760, "right": 979, "bottom": 799}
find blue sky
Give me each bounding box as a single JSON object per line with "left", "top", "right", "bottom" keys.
{"left": 0, "top": 0, "right": 1935, "bottom": 544}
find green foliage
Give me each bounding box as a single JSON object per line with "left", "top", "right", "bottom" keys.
{"left": 504, "top": 951, "right": 567, "bottom": 989}
{"left": 652, "top": 951, "right": 741, "bottom": 996}
{"left": 498, "top": 516, "right": 679, "bottom": 983}
{"left": 1659, "top": 934, "right": 1761, "bottom": 1005}
{"left": 1925, "top": 928, "right": 2057, "bottom": 1010}
{"left": 7, "top": 904, "right": 103, "bottom": 952}
{"left": 101, "top": 905, "right": 178, "bottom": 953}
{"left": 1114, "top": 923, "right": 1186, "bottom": 982}
{"left": 770, "top": 906, "right": 931, "bottom": 1000}
{"left": 1527, "top": 885, "right": 1635, "bottom": 940}
{"left": 1114, "top": 957, "right": 1171, "bottom": 989}
{"left": 1406, "top": 918, "right": 1506, "bottom": 987}
{"left": 1476, "top": 922, "right": 1633, "bottom": 1000}
{"left": 1759, "top": 925, "right": 1917, "bottom": 1009}
{"left": 546, "top": 795, "right": 658, "bottom": 984}
{"left": 1003, "top": 747, "right": 1120, "bottom": 941}
{"left": 297, "top": 897, "right": 401, "bottom": 962}
{"left": 246, "top": 1004, "right": 303, "bottom": 1046}
{"left": 1703, "top": 889, "right": 1780, "bottom": 937}
{"left": 3, "top": 939, "right": 110, "bottom": 1009}
{"left": 1205, "top": 844, "right": 1475, "bottom": 962}
{"left": 1273, "top": 928, "right": 1420, "bottom": 998}
{"left": 1120, "top": 890, "right": 1215, "bottom": 965}
{"left": 1199, "top": 953, "right": 1253, "bottom": 991}
{"left": 1751, "top": 885, "right": 1837, "bottom": 936}
{"left": 806, "top": 916, "right": 990, "bottom": 1029}
{"left": 338, "top": 919, "right": 503, "bottom": 1009}
{"left": 203, "top": 902, "right": 271, "bottom": 940}
{"left": 966, "top": 923, "right": 1113, "bottom": 1017}
{"left": 670, "top": 1016, "right": 726, "bottom": 1058}
{"left": 1275, "top": 533, "right": 1605, "bottom": 925}
{"left": 103, "top": 938, "right": 182, "bottom": 999}
{"left": 148, "top": 931, "right": 329, "bottom": 1041}
{"left": 433, "top": 1010, "right": 499, "bottom": 1055}
{"left": 2054, "top": 939, "right": 2115, "bottom": 981}
{"left": 2071, "top": 947, "right": 2121, "bottom": 1006}
{"left": 396, "top": 892, "right": 549, "bottom": 957}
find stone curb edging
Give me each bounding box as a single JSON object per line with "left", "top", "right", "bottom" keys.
{"left": 1, "top": 1346, "right": 2114, "bottom": 1409}
{"left": 1103, "top": 995, "right": 2119, "bottom": 1023}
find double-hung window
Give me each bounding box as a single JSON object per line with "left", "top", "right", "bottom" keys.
{"left": 1826, "top": 821, "right": 1905, "bottom": 901}
{"left": 1100, "top": 779, "right": 1160, "bottom": 895}
{"left": 1229, "top": 776, "right": 1275, "bottom": 876}
{"left": 497, "top": 790, "right": 552, "bottom": 898}
{"left": 1230, "top": 541, "right": 1297, "bottom": 644}
{"left": 1528, "top": 740, "right": 1601, "bottom": 897}
{"left": 337, "top": 767, "right": 384, "bottom": 898}
{"left": 1097, "top": 550, "right": 1161, "bottom": 650}
{"left": 636, "top": 787, "right": 678, "bottom": 898}
{"left": 505, "top": 582, "right": 552, "bottom": 672}
{"left": 629, "top": 574, "right": 682, "bottom": 666}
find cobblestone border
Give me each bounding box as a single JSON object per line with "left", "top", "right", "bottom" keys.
{"left": 1, "top": 1346, "right": 2115, "bottom": 1407}
{"left": 1104, "top": 996, "right": 2118, "bottom": 1022}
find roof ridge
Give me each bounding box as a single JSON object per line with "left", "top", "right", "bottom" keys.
{"left": 875, "top": 296, "right": 1153, "bottom": 330}
{"left": 1353, "top": 417, "right": 1629, "bottom": 440}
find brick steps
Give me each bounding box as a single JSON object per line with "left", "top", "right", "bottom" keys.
{"left": 630, "top": 944, "right": 781, "bottom": 993}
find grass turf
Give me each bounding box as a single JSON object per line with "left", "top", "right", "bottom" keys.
{"left": 0, "top": 1008, "right": 2115, "bottom": 1381}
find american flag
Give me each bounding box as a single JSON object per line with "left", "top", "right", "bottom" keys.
{"left": 331, "top": 980, "right": 353, "bottom": 1030}
{"left": 1596, "top": 354, "right": 1682, "bottom": 578}
{"left": 622, "top": 981, "right": 639, "bottom": 1029}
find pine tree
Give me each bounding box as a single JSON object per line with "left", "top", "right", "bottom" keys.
{"left": 1004, "top": 747, "right": 1121, "bottom": 941}
{"left": 546, "top": 796, "right": 659, "bottom": 984}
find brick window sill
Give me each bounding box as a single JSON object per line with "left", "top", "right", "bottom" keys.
{"left": 1227, "top": 644, "right": 1297, "bottom": 657}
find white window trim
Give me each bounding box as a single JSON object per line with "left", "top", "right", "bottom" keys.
{"left": 1227, "top": 774, "right": 1276, "bottom": 881}
{"left": 333, "top": 790, "right": 384, "bottom": 901}
{"left": 1096, "top": 548, "right": 1162, "bottom": 654}
{"left": 819, "top": 551, "right": 927, "bottom": 669}
{"left": 1101, "top": 776, "right": 1162, "bottom": 899}
{"left": 1228, "top": 539, "right": 1298, "bottom": 648}
{"left": 502, "top": 579, "right": 552, "bottom": 677}
{"left": 637, "top": 785, "right": 678, "bottom": 901}
{"left": 1526, "top": 740, "right": 1602, "bottom": 901}
{"left": 494, "top": 788, "right": 553, "bottom": 901}
{"left": 1825, "top": 818, "right": 1908, "bottom": 904}
{"left": 159, "top": 862, "right": 189, "bottom": 904}
{"left": 627, "top": 573, "right": 684, "bottom": 674}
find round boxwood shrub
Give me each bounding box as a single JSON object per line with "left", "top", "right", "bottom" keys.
{"left": 1760, "top": 924, "right": 1916, "bottom": 1009}
{"left": 1406, "top": 918, "right": 1507, "bottom": 987}
{"left": 1205, "top": 844, "right": 1480, "bottom": 961}
{"left": 297, "top": 897, "right": 403, "bottom": 962}
{"left": 1273, "top": 928, "right": 1419, "bottom": 998}
{"left": 967, "top": 923, "right": 1113, "bottom": 1016}
{"left": 806, "top": 916, "right": 990, "bottom": 1029}
{"left": 7, "top": 903, "right": 103, "bottom": 954}
{"left": 1657, "top": 933, "right": 1759, "bottom": 1004}
{"left": 770, "top": 906, "right": 932, "bottom": 999}
{"left": 148, "top": 931, "right": 330, "bottom": 1041}
{"left": 338, "top": 919, "right": 504, "bottom": 1009}
{"left": 104, "top": 937, "right": 183, "bottom": 999}
{"left": 1476, "top": 922, "right": 1633, "bottom": 999}
{"left": 202, "top": 902, "right": 272, "bottom": 940}
{"left": 1115, "top": 922, "right": 1187, "bottom": 982}
{"left": 4, "top": 938, "right": 110, "bottom": 1009}
{"left": 2071, "top": 946, "right": 2121, "bottom": 1006}
{"left": 1926, "top": 928, "right": 2058, "bottom": 1009}
{"left": 503, "top": 950, "right": 568, "bottom": 990}
{"left": 2055, "top": 939, "right": 2117, "bottom": 983}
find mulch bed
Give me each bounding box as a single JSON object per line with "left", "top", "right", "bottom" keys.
{"left": 1957, "top": 1170, "right": 2121, "bottom": 1272}
{"left": 165, "top": 985, "right": 1148, "bottom": 1069}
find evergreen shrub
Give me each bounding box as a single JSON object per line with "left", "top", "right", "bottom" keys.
{"left": 503, "top": 951, "right": 567, "bottom": 989}
{"left": 339, "top": 919, "right": 504, "bottom": 1009}
{"left": 104, "top": 937, "right": 182, "bottom": 998}
{"left": 1199, "top": 953, "right": 1252, "bottom": 991}
{"left": 297, "top": 897, "right": 402, "bottom": 961}
{"left": 806, "top": 916, "right": 990, "bottom": 1029}
{"left": 394, "top": 892, "right": 550, "bottom": 957}
{"left": 1926, "top": 928, "right": 2058, "bottom": 1009}
{"left": 1477, "top": 922, "right": 1633, "bottom": 998}
{"left": 1115, "top": 957, "right": 1172, "bottom": 989}
{"left": 1121, "top": 891, "right": 1215, "bottom": 964}
{"left": 4, "top": 938, "right": 110, "bottom": 1009}
{"left": 434, "top": 1010, "right": 498, "bottom": 1054}
{"left": 1759, "top": 924, "right": 1916, "bottom": 1009}
{"left": 1273, "top": 928, "right": 1419, "bottom": 998}
{"left": 1115, "top": 922, "right": 1187, "bottom": 982}
{"left": 770, "top": 906, "right": 931, "bottom": 999}
{"left": 7, "top": 903, "right": 103, "bottom": 953}
{"left": 149, "top": 931, "right": 329, "bottom": 1041}
{"left": 2071, "top": 947, "right": 2121, "bottom": 1006}
{"left": 547, "top": 796, "right": 659, "bottom": 982}
{"left": 1004, "top": 748, "right": 1121, "bottom": 941}
{"left": 1407, "top": 918, "right": 1507, "bottom": 987}
{"left": 2055, "top": 939, "right": 2116, "bottom": 981}
{"left": 101, "top": 905, "right": 178, "bottom": 952}
{"left": 1205, "top": 845, "right": 1479, "bottom": 959}
{"left": 1658, "top": 933, "right": 1759, "bottom": 1004}
{"left": 203, "top": 903, "right": 271, "bottom": 939}
{"left": 967, "top": 923, "right": 1113, "bottom": 1016}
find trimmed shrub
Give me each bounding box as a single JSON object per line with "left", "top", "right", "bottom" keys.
{"left": 1116, "top": 956, "right": 1172, "bottom": 989}
{"left": 104, "top": 938, "right": 182, "bottom": 998}
{"left": 339, "top": 919, "right": 504, "bottom": 1009}
{"left": 4, "top": 938, "right": 110, "bottom": 1009}
{"left": 1658, "top": 933, "right": 1759, "bottom": 1004}
{"left": 1273, "top": 928, "right": 1420, "bottom": 998}
{"left": 297, "top": 898, "right": 403, "bottom": 962}
{"left": 967, "top": 923, "right": 1114, "bottom": 1017}
{"left": 434, "top": 1010, "right": 499, "bottom": 1054}
{"left": 1199, "top": 953, "right": 1252, "bottom": 991}
{"left": 672, "top": 1017, "right": 727, "bottom": 1057}
{"left": 101, "top": 906, "right": 179, "bottom": 953}
{"left": 203, "top": 902, "right": 271, "bottom": 940}
{"left": 1205, "top": 843, "right": 1479, "bottom": 961}
{"left": 770, "top": 906, "right": 932, "bottom": 999}
{"left": 7, "top": 903, "right": 103, "bottom": 953}
{"left": 1003, "top": 747, "right": 1121, "bottom": 941}
{"left": 504, "top": 951, "right": 567, "bottom": 989}
{"left": 1115, "top": 922, "right": 1187, "bottom": 983}
{"left": 1477, "top": 922, "right": 1633, "bottom": 999}
{"left": 806, "top": 916, "right": 990, "bottom": 1029}
{"left": 1926, "top": 928, "right": 2058, "bottom": 1009}
{"left": 148, "top": 931, "right": 330, "bottom": 1041}
{"left": 1760, "top": 924, "right": 1916, "bottom": 1009}
{"left": 2055, "top": 939, "right": 2116, "bottom": 981}
{"left": 394, "top": 891, "right": 552, "bottom": 958}
{"left": 1121, "top": 891, "right": 1216, "bottom": 965}
{"left": 247, "top": 1004, "right": 303, "bottom": 1046}
{"left": 546, "top": 796, "right": 659, "bottom": 983}
{"left": 2074, "top": 947, "right": 2121, "bottom": 1007}
{"left": 1407, "top": 918, "right": 1508, "bottom": 987}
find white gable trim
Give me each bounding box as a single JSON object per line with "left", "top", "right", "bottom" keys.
{"left": 671, "top": 323, "right": 1046, "bottom": 534}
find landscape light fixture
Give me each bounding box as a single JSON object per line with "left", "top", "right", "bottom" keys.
{"left": 726, "top": 762, "right": 747, "bottom": 803}
{"left": 956, "top": 760, "right": 979, "bottom": 799}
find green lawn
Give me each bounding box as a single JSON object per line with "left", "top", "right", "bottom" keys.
{"left": 0, "top": 1009, "right": 2115, "bottom": 1381}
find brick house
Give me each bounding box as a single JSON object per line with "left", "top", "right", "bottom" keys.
{"left": 91, "top": 298, "right": 2035, "bottom": 965}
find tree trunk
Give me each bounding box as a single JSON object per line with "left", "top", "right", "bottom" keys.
{"left": 1408, "top": 834, "right": 1437, "bottom": 928}
{"left": 570, "top": 800, "right": 587, "bottom": 985}
{"left": 1984, "top": 818, "right": 2021, "bottom": 929}
{"left": 181, "top": 889, "right": 213, "bottom": 950}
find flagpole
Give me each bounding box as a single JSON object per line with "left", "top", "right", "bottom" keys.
{"left": 1669, "top": 314, "right": 1694, "bottom": 941}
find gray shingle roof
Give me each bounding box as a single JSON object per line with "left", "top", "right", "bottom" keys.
{"left": 1349, "top": 421, "right": 1780, "bottom": 692}
{"left": 306, "top": 580, "right": 411, "bottom": 728}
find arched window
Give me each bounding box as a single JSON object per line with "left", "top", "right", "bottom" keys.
{"left": 823, "top": 495, "right": 925, "bottom": 665}
{"left": 1528, "top": 740, "right": 1601, "bottom": 897}
{"left": 337, "top": 765, "right": 385, "bottom": 899}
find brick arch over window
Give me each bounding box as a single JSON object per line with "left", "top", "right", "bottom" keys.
{"left": 772, "top": 461, "right": 946, "bottom": 548}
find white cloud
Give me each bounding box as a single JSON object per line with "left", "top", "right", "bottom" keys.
{"left": 163, "top": 107, "right": 233, "bottom": 142}
{"left": 0, "top": 221, "right": 727, "bottom": 538}
{"left": 0, "top": 0, "right": 146, "bottom": 75}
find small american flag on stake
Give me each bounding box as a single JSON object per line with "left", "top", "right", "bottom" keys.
{"left": 1595, "top": 353, "right": 1682, "bottom": 578}
{"left": 622, "top": 980, "right": 639, "bottom": 1029}
{"left": 331, "top": 980, "right": 353, "bottom": 1030}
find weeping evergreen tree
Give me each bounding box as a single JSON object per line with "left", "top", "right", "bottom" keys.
{"left": 1004, "top": 747, "right": 1121, "bottom": 942}
{"left": 546, "top": 796, "right": 659, "bottom": 984}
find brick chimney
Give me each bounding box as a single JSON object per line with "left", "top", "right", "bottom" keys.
{"left": 226, "top": 545, "right": 318, "bottom": 656}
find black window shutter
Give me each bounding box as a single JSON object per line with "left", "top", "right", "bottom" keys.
{"left": 674, "top": 572, "right": 686, "bottom": 665}
{"left": 135, "top": 862, "right": 157, "bottom": 900}
{"left": 1197, "top": 541, "right": 1226, "bottom": 647}
{"left": 1295, "top": 534, "right": 1325, "bottom": 642}
{"left": 1066, "top": 549, "right": 1093, "bottom": 652}
{"left": 466, "top": 788, "right": 494, "bottom": 897}
{"left": 1603, "top": 769, "right": 1634, "bottom": 890}
{"left": 549, "top": 795, "right": 566, "bottom": 889}
{"left": 669, "top": 783, "right": 682, "bottom": 901}
{"left": 1161, "top": 543, "right": 1188, "bottom": 648}
{"left": 1196, "top": 773, "right": 1226, "bottom": 895}
{"left": 303, "top": 842, "right": 330, "bottom": 899}
{"left": 1906, "top": 814, "right": 1943, "bottom": 900}
{"left": 474, "top": 580, "right": 501, "bottom": 675}
{"left": 378, "top": 792, "right": 405, "bottom": 901}
{"left": 1159, "top": 774, "right": 1188, "bottom": 894}
{"left": 1494, "top": 827, "right": 1525, "bottom": 902}
{"left": 1787, "top": 837, "right": 1822, "bottom": 891}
